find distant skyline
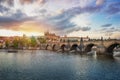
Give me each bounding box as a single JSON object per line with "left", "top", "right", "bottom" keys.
{"left": 0, "top": 0, "right": 120, "bottom": 39}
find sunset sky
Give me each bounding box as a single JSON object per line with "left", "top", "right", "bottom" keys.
{"left": 0, "top": 0, "right": 120, "bottom": 38}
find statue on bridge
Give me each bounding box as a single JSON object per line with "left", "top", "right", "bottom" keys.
{"left": 78, "top": 37, "right": 84, "bottom": 52}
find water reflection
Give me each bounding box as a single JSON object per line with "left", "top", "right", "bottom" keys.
{"left": 0, "top": 50, "right": 120, "bottom": 80}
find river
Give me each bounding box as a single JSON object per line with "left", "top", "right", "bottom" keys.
{"left": 0, "top": 50, "right": 120, "bottom": 80}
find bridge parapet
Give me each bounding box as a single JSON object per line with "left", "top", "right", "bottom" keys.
{"left": 44, "top": 40, "right": 120, "bottom": 54}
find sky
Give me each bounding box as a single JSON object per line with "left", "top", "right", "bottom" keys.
{"left": 0, "top": 0, "right": 120, "bottom": 39}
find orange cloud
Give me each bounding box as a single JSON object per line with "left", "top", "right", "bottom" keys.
{"left": 9, "top": 21, "right": 54, "bottom": 33}
{"left": 0, "top": 20, "right": 53, "bottom": 36}
{"left": 20, "top": 22, "right": 44, "bottom": 32}
{"left": 20, "top": 0, "right": 46, "bottom": 4}
{"left": 20, "top": 0, "right": 32, "bottom": 4}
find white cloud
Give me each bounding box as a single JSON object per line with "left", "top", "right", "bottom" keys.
{"left": 0, "top": 13, "right": 3, "bottom": 16}
{"left": 70, "top": 13, "right": 91, "bottom": 27}
{"left": 112, "top": 32, "right": 120, "bottom": 39}
{"left": 68, "top": 30, "right": 104, "bottom": 38}
{"left": 0, "top": 29, "right": 43, "bottom": 36}
{"left": 79, "top": 0, "right": 94, "bottom": 8}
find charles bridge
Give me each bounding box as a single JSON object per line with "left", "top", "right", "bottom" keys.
{"left": 40, "top": 38, "right": 120, "bottom": 55}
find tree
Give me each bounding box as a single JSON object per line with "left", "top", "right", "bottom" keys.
{"left": 5, "top": 39, "right": 10, "bottom": 48}
{"left": 21, "top": 34, "right": 28, "bottom": 47}
{"left": 38, "top": 37, "right": 46, "bottom": 44}
{"left": 30, "top": 36, "right": 37, "bottom": 47}
{"left": 19, "top": 35, "right": 31, "bottom": 48}
{"left": 12, "top": 38, "right": 19, "bottom": 49}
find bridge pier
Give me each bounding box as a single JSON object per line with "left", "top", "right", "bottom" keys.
{"left": 79, "top": 37, "right": 85, "bottom": 53}
{"left": 96, "top": 45, "right": 106, "bottom": 55}
{"left": 96, "top": 37, "right": 106, "bottom": 55}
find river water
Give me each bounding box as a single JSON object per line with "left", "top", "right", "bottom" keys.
{"left": 0, "top": 50, "right": 120, "bottom": 80}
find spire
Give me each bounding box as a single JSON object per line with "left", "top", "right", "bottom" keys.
{"left": 101, "top": 36, "right": 103, "bottom": 41}
{"left": 67, "top": 39, "right": 70, "bottom": 43}
{"left": 101, "top": 36, "right": 104, "bottom": 45}
{"left": 80, "top": 37, "right": 84, "bottom": 46}
{"left": 79, "top": 37, "right": 84, "bottom": 52}
{"left": 80, "top": 37, "right": 83, "bottom": 43}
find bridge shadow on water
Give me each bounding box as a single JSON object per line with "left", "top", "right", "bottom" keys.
{"left": 106, "top": 43, "right": 120, "bottom": 55}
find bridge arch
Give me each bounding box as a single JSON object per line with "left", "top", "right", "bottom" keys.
{"left": 60, "top": 44, "right": 66, "bottom": 51}
{"left": 70, "top": 44, "right": 78, "bottom": 51}
{"left": 52, "top": 44, "right": 56, "bottom": 51}
{"left": 45, "top": 44, "right": 49, "bottom": 50}
{"left": 85, "top": 43, "right": 97, "bottom": 52}
{"left": 106, "top": 43, "right": 120, "bottom": 54}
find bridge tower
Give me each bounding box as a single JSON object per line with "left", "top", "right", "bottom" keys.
{"left": 79, "top": 37, "right": 84, "bottom": 51}
{"left": 66, "top": 39, "right": 71, "bottom": 50}
{"left": 97, "top": 36, "right": 106, "bottom": 54}
{"left": 101, "top": 36, "right": 104, "bottom": 45}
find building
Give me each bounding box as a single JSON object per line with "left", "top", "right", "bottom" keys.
{"left": 60, "top": 35, "right": 90, "bottom": 42}
{"left": 44, "top": 31, "right": 60, "bottom": 42}
{"left": 0, "top": 36, "right": 21, "bottom": 48}
{"left": 0, "top": 37, "right": 7, "bottom": 48}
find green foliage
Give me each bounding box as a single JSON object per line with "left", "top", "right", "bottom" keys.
{"left": 38, "top": 37, "right": 46, "bottom": 44}
{"left": 19, "top": 35, "right": 31, "bottom": 47}
{"left": 13, "top": 39, "right": 19, "bottom": 49}
{"left": 30, "top": 36, "right": 37, "bottom": 47}
{"left": 118, "top": 45, "right": 120, "bottom": 48}
{"left": 5, "top": 39, "right": 10, "bottom": 48}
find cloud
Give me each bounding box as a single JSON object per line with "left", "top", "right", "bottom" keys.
{"left": 100, "top": 27, "right": 117, "bottom": 32}
{"left": 48, "top": 5, "right": 102, "bottom": 34}
{"left": 38, "top": 9, "right": 47, "bottom": 14}
{"left": 0, "top": 10, "right": 35, "bottom": 28}
{"left": 20, "top": 0, "right": 46, "bottom": 4}
{"left": 112, "top": 32, "right": 120, "bottom": 39}
{"left": 66, "top": 26, "right": 91, "bottom": 33}
{"left": 0, "top": 5, "right": 9, "bottom": 13}
{"left": 20, "top": 0, "right": 33, "bottom": 4}
{"left": 37, "top": 0, "right": 46, "bottom": 4}
{"left": 0, "top": 16, "right": 23, "bottom": 29}
{"left": 105, "top": 2, "right": 120, "bottom": 15}
{"left": 0, "top": 0, "right": 14, "bottom": 6}
{"left": 79, "top": 0, "right": 93, "bottom": 8}
{"left": 71, "top": 13, "right": 91, "bottom": 27}
{"left": 100, "top": 27, "right": 120, "bottom": 37}
{"left": 101, "top": 24, "right": 112, "bottom": 27}
{"left": 0, "top": 0, "right": 119, "bottom": 38}
{"left": 18, "top": 21, "right": 51, "bottom": 32}
{"left": 0, "top": 15, "right": 51, "bottom": 33}
{"left": 80, "top": 27, "right": 91, "bottom": 31}
{"left": 0, "top": 0, "right": 13, "bottom": 14}
{"left": 96, "top": 0, "right": 105, "bottom": 6}
{"left": 55, "top": 26, "right": 91, "bottom": 35}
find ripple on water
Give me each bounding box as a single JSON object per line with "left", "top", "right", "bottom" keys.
{"left": 0, "top": 50, "right": 120, "bottom": 80}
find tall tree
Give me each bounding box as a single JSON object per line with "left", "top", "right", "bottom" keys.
{"left": 13, "top": 38, "right": 19, "bottom": 49}
{"left": 5, "top": 39, "right": 10, "bottom": 48}
{"left": 38, "top": 37, "right": 46, "bottom": 44}
{"left": 30, "top": 36, "right": 37, "bottom": 47}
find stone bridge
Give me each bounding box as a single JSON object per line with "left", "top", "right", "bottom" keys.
{"left": 41, "top": 39, "right": 120, "bottom": 55}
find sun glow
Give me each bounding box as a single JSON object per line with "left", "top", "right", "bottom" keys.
{"left": 19, "top": 22, "right": 45, "bottom": 32}
{"left": 0, "top": 20, "right": 51, "bottom": 37}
